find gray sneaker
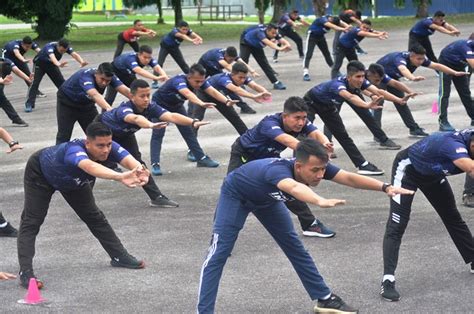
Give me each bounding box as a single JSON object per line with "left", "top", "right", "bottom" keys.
{"left": 150, "top": 195, "right": 179, "bottom": 208}
{"left": 462, "top": 193, "right": 474, "bottom": 208}
{"left": 379, "top": 138, "right": 401, "bottom": 150}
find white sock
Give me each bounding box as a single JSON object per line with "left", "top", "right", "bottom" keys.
{"left": 303, "top": 68, "right": 309, "bottom": 75}
{"left": 0, "top": 222, "right": 8, "bottom": 228}
{"left": 319, "top": 292, "right": 332, "bottom": 301}
{"left": 360, "top": 161, "right": 369, "bottom": 167}
{"left": 383, "top": 274, "right": 395, "bottom": 282}
{"left": 274, "top": 81, "right": 280, "bottom": 84}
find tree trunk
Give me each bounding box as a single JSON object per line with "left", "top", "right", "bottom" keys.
{"left": 157, "top": 0, "right": 164, "bottom": 24}
{"left": 312, "top": 0, "right": 328, "bottom": 17}
{"left": 173, "top": 0, "right": 183, "bottom": 25}
{"left": 416, "top": 0, "right": 429, "bottom": 18}
{"left": 271, "top": 0, "right": 285, "bottom": 23}
{"left": 257, "top": 0, "right": 265, "bottom": 24}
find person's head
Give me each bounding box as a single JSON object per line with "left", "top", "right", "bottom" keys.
{"left": 469, "top": 133, "right": 474, "bottom": 158}
{"left": 408, "top": 45, "right": 427, "bottom": 67}
{"left": 346, "top": 60, "right": 366, "bottom": 89}
{"left": 329, "top": 16, "right": 341, "bottom": 26}
{"left": 230, "top": 62, "right": 249, "bottom": 86}
{"left": 294, "top": 138, "right": 330, "bottom": 186}
{"left": 177, "top": 21, "right": 190, "bottom": 34}
{"left": 85, "top": 122, "right": 113, "bottom": 161}
{"left": 360, "top": 19, "right": 372, "bottom": 31}
{"left": 186, "top": 63, "right": 207, "bottom": 89}
{"left": 0, "top": 59, "right": 12, "bottom": 77}
{"left": 21, "top": 36, "right": 33, "bottom": 51}
{"left": 355, "top": 10, "right": 362, "bottom": 19}
{"left": 223, "top": 46, "right": 239, "bottom": 64}
{"left": 289, "top": 9, "right": 299, "bottom": 20}
{"left": 133, "top": 19, "right": 144, "bottom": 29}
{"left": 366, "top": 63, "right": 386, "bottom": 86}
{"left": 137, "top": 45, "right": 153, "bottom": 65}
{"left": 282, "top": 96, "right": 309, "bottom": 133}
{"left": 130, "top": 79, "right": 151, "bottom": 110}
{"left": 94, "top": 62, "right": 115, "bottom": 89}
{"left": 57, "top": 38, "right": 70, "bottom": 54}
{"left": 469, "top": 32, "right": 474, "bottom": 41}
{"left": 265, "top": 23, "right": 279, "bottom": 39}
{"left": 433, "top": 11, "right": 446, "bottom": 25}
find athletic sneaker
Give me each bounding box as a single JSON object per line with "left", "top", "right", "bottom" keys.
{"left": 409, "top": 128, "right": 429, "bottom": 138}
{"left": 439, "top": 121, "right": 455, "bottom": 132}
{"left": 470, "top": 262, "right": 474, "bottom": 274}
{"left": 239, "top": 103, "right": 257, "bottom": 114}
{"left": 379, "top": 138, "right": 401, "bottom": 150}
{"left": 303, "top": 219, "right": 335, "bottom": 238}
{"left": 151, "top": 163, "right": 162, "bottom": 176}
{"left": 462, "top": 193, "right": 474, "bottom": 208}
{"left": 197, "top": 156, "right": 219, "bottom": 168}
{"left": 314, "top": 293, "right": 358, "bottom": 313}
{"left": 187, "top": 151, "right": 197, "bottom": 162}
{"left": 12, "top": 118, "right": 29, "bottom": 127}
{"left": 24, "top": 102, "right": 33, "bottom": 113}
{"left": 272, "top": 57, "right": 278, "bottom": 63}
{"left": 37, "top": 91, "right": 47, "bottom": 98}
{"left": 150, "top": 195, "right": 179, "bottom": 208}
{"left": 303, "top": 74, "right": 311, "bottom": 81}
{"left": 273, "top": 81, "right": 287, "bottom": 90}
{"left": 151, "top": 81, "right": 160, "bottom": 89}
{"left": 299, "top": 55, "right": 305, "bottom": 60}
{"left": 0, "top": 222, "right": 18, "bottom": 237}
{"left": 330, "top": 152, "right": 337, "bottom": 159}
{"left": 357, "top": 162, "right": 384, "bottom": 175}
{"left": 110, "top": 253, "right": 145, "bottom": 269}
{"left": 19, "top": 269, "right": 44, "bottom": 289}
{"left": 380, "top": 279, "right": 400, "bottom": 301}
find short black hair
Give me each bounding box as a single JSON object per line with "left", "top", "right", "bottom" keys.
{"left": 189, "top": 63, "right": 207, "bottom": 76}
{"left": 130, "top": 79, "right": 150, "bottom": 94}
{"left": 0, "top": 60, "right": 12, "bottom": 77}
{"left": 347, "top": 60, "right": 366, "bottom": 76}
{"left": 231, "top": 62, "right": 248, "bottom": 74}
{"left": 434, "top": 11, "right": 445, "bottom": 18}
{"left": 225, "top": 46, "right": 238, "bottom": 58}
{"left": 22, "top": 36, "right": 33, "bottom": 45}
{"left": 86, "top": 122, "right": 112, "bottom": 139}
{"left": 367, "top": 63, "right": 385, "bottom": 77}
{"left": 361, "top": 19, "right": 372, "bottom": 26}
{"left": 331, "top": 16, "right": 341, "bottom": 26}
{"left": 266, "top": 23, "right": 278, "bottom": 31}
{"left": 97, "top": 62, "right": 115, "bottom": 77}
{"left": 283, "top": 96, "right": 309, "bottom": 114}
{"left": 355, "top": 10, "right": 362, "bottom": 19}
{"left": 291, "top": 9, "right": 299, "bottom": 14}
{"left": 133, "top": 19, "right": 142, "bottom": 25}
{"left": 295, "top": 138, "right": 329, "bottom": 164}
{"left": 139, "top": 45, "right": 153, "bottom": 54}
{"left": 469, "top": 32, "right": 474, "bottom": 41}
{"left": 409, "top": 44, "right": 426, "bottom": 55}
{"left": 177, "top": 21, "right": 189, "bottom": 28}
{"left": 57, "top": 38, "right": 70, "bottom": 49}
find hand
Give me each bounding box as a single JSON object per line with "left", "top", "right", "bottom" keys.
{"left": 453, "top": 71, "right": 470, "bottom": 77}
{"left": 135, "top": 165, "right": 150, "bottom": 185}
{"left": 406, "top": 92, "right": 421, "bottom": 99}
{"left": 385, "top": 186, "right": 415, "bottom": 197}
{"left": 225, "top": 99, "right": 240, "bottom": 107}
{"left": 148, "top": 122, "right": 168, "bottom": 129}
{"left": 250, "top": 70, "right": 260, "bottom": 78}
{"left": 397, "top": 95, "right": 411, "bottom": 105}
{"left": 120, "top": 166, "right": 144, "bottom": 188}
{"left": 59, "top": 61, "right": 68, "bottom": 68}
{"left": 323, "top": 141, "right": 334, "bottom": 154}
{"left": 281, "top": 46, "right": 292, "bottom": 52}
{"left": 412, "top": 76, "right": 425, "bottom": 82}
{"left": 24, "top": 58, "right": 32, "bottom": 64}
{"left": 200, "top": 102, "right": 216, "bottom": 109}
{"left": 378, "top": 34, "right": 388, "bottom": 40}
{"left": 1, "top": 75, "right": 13, "bottom": 85}
{"left": 368, "top": 95, "right": 384, "bottom": 109}
{"left": 192, "top": 38, "right": 202, "bottom": 45}
{"left": 193, "top": 120, "right": 211, "bottom": 129}
{"left": 318, "top": 198, "right": 346, "bottom": 208}
{"left": 80, "top": 61, "right": 89, "bottom": 67}
{"left": 254, "top": 92, "right": 272, "bottom": 103}
{"left": 0, "top": 272, "right": 16, "bottom": 280}
{"left": 156, "top": 75, "right": 169, "bottom": 82}
{"left": 6, "top": 143, "right": 23, "bottom": 153}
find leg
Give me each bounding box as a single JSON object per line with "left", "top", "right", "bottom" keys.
{"left": 438, "top": 71, "right": 453, "bottom": 124}
{"left": 150, "top": 127, "right": 166, "bottom": 165}
{"left": 239, "top": 44, "right": 251, "bottom": 64}
{"left": 303, "top": 35, "right": 317, "bottom": 70}
{"left": 77, "top": 107, "right": 99, "bottom": 134}
{"left": 25, "top": 62, "right": 46, "bottom": 108}
{"left": 173, "top": 104, "right": 206, "bottom": 160}
{"left": 55, "top": 100, "right": 79, "bottom": 144}
{"left": 419, "top": 36, "right": 438, "bottom": 62}
{"left": 168, "top": 46, "right": 190, "bottom": 74}
{"left": 113, "top": 33, "right": 126, "bottom": 59}
{"left": 0, "top": 85, "right": 21, "bottom": 122}
{"left": 157, "top": 45, "right": 170, "bottom": 68}
{"left": 316, "top": 36, "right": 334, "bottom": 68}
{"left": 214, "top": 101, "right": 248, "bottom": 135}
{"left": 286, "top": 30, "right": 304, "bottom": 57}
{"left": 332, "top": 31, "right": 341, "bottom": 54}
{"left": 45, "top": 64, "right": 65, "bottom": 88}
{"left": 386, "top": 85, "right": 421, "bottom": 131}
{"left": 227, "top": 138, "right": 246, "bottom": 174}
{"left": 452, "top": 74, "right": 474, "bottom": 121}
{"left": 129, "top": 41, "right": 140, "bottom": 53}
{"left": 331, "top": 44, "right": 345, "bottom": 79}
{"left": 251, "top": 47, "right": 278, "bottom": 84}
{"left": 285, "top": 199, "right": 316, "bottom": 231}
{"left": 347, "top": 100, "right": 389, "bottom": 142}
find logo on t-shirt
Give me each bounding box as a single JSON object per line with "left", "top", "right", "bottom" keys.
{"left": 268, "top": 191, "right": 294, "bottom": 202}
{"left": 456, "top": 147, "right": 468, "bottom": 154}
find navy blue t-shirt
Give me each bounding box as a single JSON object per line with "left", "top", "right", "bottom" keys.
{"left": 152, "top": 74, "right": 211, "bottom": 108}
{"left": 308, "top": 15, "right": 331, "bottom": 37}
{"left": 440, "top": 39, "right": 474, "bottom": 67}
{"left": 161, "top": 27, "right": 193, "bottom": 47}
{"left": 339, "top": 27, "right": 365, "bottom": 49}
{"left": 59, "top": 68, "right": 123, "bottom": 105}
{"left": 0, "top": 58, "right": 16, "bottom": 77}
{"left": 278, "top": 13, "right": 300, "bottom": 32}
{"left": 200, "top": 48, "right": 240, "bottom": 73}
{"left": 410, "top": 17, "right": 439, "bottom": 37}
{"left": 3, "top": 39, "right": 39, "bottom": 61}
{"left": 376, "top": 51, "right": 431, "bottom": 80}
{"left": 408, "top": 129, "right": 473, "bottom": 176}
{"left": 101, "top": 100, "right": 168, "bottom": 136}
{"left": 207, "top": 72, "right": 252, "bottom": 99}
{"left": 35, "top": 42, "right": 73, "bottom": 63}
{"left": 113, "top": 52, "right": 158, "bottom": 75}
{"left": 39, "top": 139, "right": 129, "bottom": 191}
{"left": 243, "top": 26, "right": 282, "bottom": 49}
{"left": 239, "top": 113, "right": 318, "bottom": 159}
{"left": 307, "top": 76, "right": 371, "bottom": 105}
{"left": 226, "top": 157, "right": 340, "bottom": 206}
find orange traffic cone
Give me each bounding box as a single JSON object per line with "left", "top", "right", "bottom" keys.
{"left": 17, "top": 278, "right": 47, "bottom": 305}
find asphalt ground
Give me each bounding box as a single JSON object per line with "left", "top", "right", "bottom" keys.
{"left": 0, "top": 24, "right": 473, "bottom": 313}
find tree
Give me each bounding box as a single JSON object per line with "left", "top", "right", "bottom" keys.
{"left": 395, "top": 0, "right": 432, "bottom": 18}
{"left": 334, "top": 0, "right": 371, "bottom": 10}
{"left": 124, "top": 0, "right": 190, "bottom": 25}
{"left": 0, "top": 0, "right": 81, "bottom": 40}
{"left": 271, "top": 0, "right": 290, "bottom": 23}
{"left": 255, "top": 0, "right": 271, "bottom": 24}
{"left": 313, "top": 0, "right": 329, "bottom": 17}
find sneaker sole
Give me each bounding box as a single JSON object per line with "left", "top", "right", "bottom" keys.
{"left": 378, "top": 146, "right": 401, "bottom": 150}
{"left": 110, "top": 260, "right": 145, "bottom": 269}
{"left": 381, "top": 295, "right": 400, "bottom": 302}
{"left": 408, "top": 134, "right": 428, "bottom": 138}
{"left": 357, "top": 170, "right": 384, "bottom": 176}
{"left": 149, "top": 201, "right": 179, "bottom": 208}
{"left": 151, "top": 172, "right": 163, "bottom": 176}
{"left": 314, "top": 305, "right": 358, "bottom": 313}
{"left": 196, "top": 164, "right": 219, "bottom": 168}
{"left": 302, "top": 231, "right": 336, "bottom": 238}
{"left": 0, "top": 232, "right": 18, "bottom": 237}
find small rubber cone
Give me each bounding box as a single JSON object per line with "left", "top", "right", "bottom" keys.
{"left": 18, "top": 278, "right": 47, "bottom": 305}
{"left": 431, "top": 100, "right": 438, "bottom": 114}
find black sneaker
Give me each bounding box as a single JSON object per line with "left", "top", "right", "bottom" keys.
{"left": 314, "top": 293, "right": 358, "bottom": 313}
{"left": 470, "top": 262, "right": 474, "bottom": 274}
{"left": 380, "top": 279, "right": 400, "bottom": 301}
{"left": 12, "top": 118, "right": 29, "bottom": 127}
{"left": 150, "top": 195, "right": 179, "bottom": 208}
{"left": 37, "top": 91, "right": 47, "bottom": 98}
{"left": 19, "top": 269, "right": 44, "bottom": 289}
{"left": 110, "top": 253, "right": 145, "bottom": 269}
{"left": 409, "top": 128, "right": 429, "bottom": 138}
{"left": 379, "top": 138, "right": 401, "bottom": 150}
{"left": 357, "top": 162, "right": 384, "bottom": 176}
{"left": 0, "top": 222, "right": 18, "bottom": 237}
{"left": 462, "top": 193, "right": 474, "bottom": 208}
{"left": 239, "top": 103, "right": 257, "bottom": 114}
{"left": 303, "top": 219, "right": 335, "bottom": 238}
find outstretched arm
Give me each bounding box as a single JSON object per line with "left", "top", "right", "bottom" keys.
{"left": 277, "top": 178, "right": 346, "bottom": 208}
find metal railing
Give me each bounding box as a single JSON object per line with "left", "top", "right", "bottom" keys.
{"left": 198, "top": 5, "right": 244, "bottom": 21}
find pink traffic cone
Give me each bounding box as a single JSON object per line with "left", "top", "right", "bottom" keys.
{"left": 18, "top": 278, "right": 46, "bottom": 305}
{"left": 431, "top": 100, "right": 438, "bottom": 114}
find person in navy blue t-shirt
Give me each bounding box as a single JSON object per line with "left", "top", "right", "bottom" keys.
{"left": 408, "top": 10, "right": 460, "bottom": 63}
{"left": 303, "top": 15, "right": 350, "bottom": 81}
{"left": 17, "top": 122, "right": 149, "bottom": 290}
{"left": 332, "top": 19, "right": 388, "bottom": 79}
{"left": 381, "top": 129, "right": 474, "bottom": 302}
{"left": 192, "top": 62, "right": 271, "bottom": 137}
{"left": 198, "top": 138, "right": 413, "bottom": 313}
{"left": 56, "top": 62, "right": 131, "bottom": 144}
{"left": 273, "top": 9, "right": 310, "bottom": 62}
{"left": 240, "top": 23, "right": 291, "bottom": 90}
{"left": 24, "top": 38, "right": 88, "bottom": 113}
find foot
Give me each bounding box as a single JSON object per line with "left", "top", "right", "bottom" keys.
{"left": 470, "top": 262, "right": 474, "bottom": 274}
{"left": 330, "top": 152, "right": 337, "bottom": 159}
{"left": 0, "top": 222, "right": 18, "bottom": 237}
{"left": 19, "top": 269, "right": 44, "bottom": 289}
{"left": 24, "top": 103, "right": 33, "bottom": 113}
{"left": 303, "top": 74, "right": 311, "bottom": 81}
{"left": 187, "top": 151, "right": 197, "bottom": 162}
{"left": 462, "top": 193, "right": 474, "bottom": 208}
{"left": 197, "top": 156, "right": 220, "bottom": 168}
{"left": 36, "top": 91, "right": 47, "bottom": 98}
{"left": 151, "top": 163, "right": 163, "bottom": 176}
{"left": 439, "top": 121, "right": 455, "bottom": 132}
{"left": 299, "top": 55, "right": 305, "bottom": 60}
{"left": 110, "top": 252, "right": 145, "bottom": 269}
{"left": 273, "top": 81, "right": 287, "bottom": 90}
{"left": 151, "top": 81, "right": 160, "bottom": 89}
{"left": 409, "top": 128, "right": 429, "bottom": 138}
{"left": 380, "top": 279, "right": 400, "bottom": 302}
{"left": 149, "top": 195, "right": 179, "bottom": 208}
{"left": 314, "top": 293, "right": 358, "bottom": 313}
{"left": 272, "top": 57, "right": 278, "bottom": 63}
{"left": 379, "top": 138, "right": 401, "bottom": 150}
{"left": 239, "top": 103, "right": 257, "bottom": 114}
{"left": 357, "top": 162, "right": 384, "bottom": 176}
{"left": 303, "top": 219, "right": 335, "bottom": 238}
{"left": 356, "top": 49, "right": 368, "bottom": 55}
{"left": 12, "top": 118, "right": 29, "bottom": 127}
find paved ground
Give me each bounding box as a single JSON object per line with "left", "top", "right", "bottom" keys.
{"left": 0, "top": 24, "right": 473, "bottom": 313}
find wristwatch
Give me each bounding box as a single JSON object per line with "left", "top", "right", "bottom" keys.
{"left": 8, "top": 140, "right": 19, "bottom": 148}
{"left": 382, "top": 182, "right": 392, "bottom": 192}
